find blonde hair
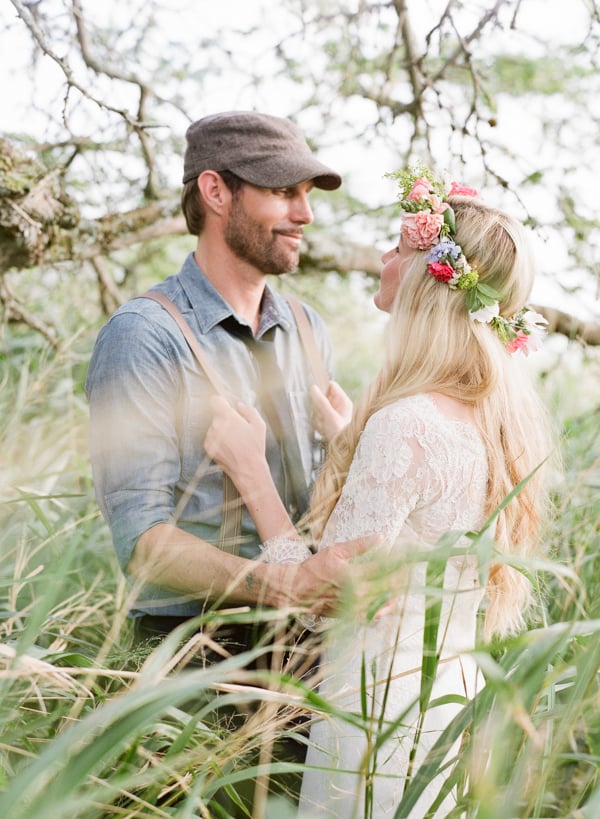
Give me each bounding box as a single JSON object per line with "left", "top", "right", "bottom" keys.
{"left": 310, "top": 196, "right": 555, "bottom": 639}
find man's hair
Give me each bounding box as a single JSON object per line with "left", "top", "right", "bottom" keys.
{"left": 180, "top": 170, "right": 245, "bottom": 236}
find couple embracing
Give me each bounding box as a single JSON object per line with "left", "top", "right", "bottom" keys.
{"left": 86, "top": 111, "right": 553, "bottom": 817}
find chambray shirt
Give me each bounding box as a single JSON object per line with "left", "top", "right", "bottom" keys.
{"left": 85, "top": 252, "right": 333, "bottom": 617}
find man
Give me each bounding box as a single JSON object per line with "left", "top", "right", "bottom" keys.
{"left": 86, "top": 111, "right": 363, "bottom": 648}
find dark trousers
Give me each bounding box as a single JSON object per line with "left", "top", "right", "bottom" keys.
{"left": 132, "top": 613, "right": 319, "bottom": 817}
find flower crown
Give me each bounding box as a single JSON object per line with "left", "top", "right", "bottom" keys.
{"left": 386, "top": 166, "right": 547, "bottom": 355}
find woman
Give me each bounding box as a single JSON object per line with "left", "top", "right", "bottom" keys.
{"left": 204, "top": 168, "right": 554, "bottom": 817}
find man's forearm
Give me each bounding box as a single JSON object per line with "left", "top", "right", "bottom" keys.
{"left": 128, "top": 523, "right": 288, "bottom": 609}
{"left": 128, "top": 523, "right": 376, "bottom": 616}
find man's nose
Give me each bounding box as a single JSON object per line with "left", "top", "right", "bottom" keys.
{"left": 291, "top": 192, "right": 314, "bottom": 224}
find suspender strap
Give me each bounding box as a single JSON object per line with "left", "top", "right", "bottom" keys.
{"left": 286, "top": 296, "right": 330, "bottom": 394}
{"left": 140, "top": 291, "right": 243, "bottom": 554}
{"left": 142, "top": 291, "right": 227, "bottom": 396}
{"left": 245, "top": 333, "right": 310, "bottom": 518}
{"left": 139, "top": 290, "right": 330, "bottom": 554}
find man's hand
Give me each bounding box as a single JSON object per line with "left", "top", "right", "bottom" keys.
{"left": 310, "top": 381, "right": 353, "bottom": 441}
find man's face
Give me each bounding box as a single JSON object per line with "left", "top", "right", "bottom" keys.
{"left": 223, "top": 181, "right": 314, "bottom": 275}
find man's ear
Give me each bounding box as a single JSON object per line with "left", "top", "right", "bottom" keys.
{"left": 197, "top": 170, "right": 232, "bottom": 214}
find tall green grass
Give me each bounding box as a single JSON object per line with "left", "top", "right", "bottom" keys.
{"left": 0, "top": 287, "right": 599, "bottom": 817}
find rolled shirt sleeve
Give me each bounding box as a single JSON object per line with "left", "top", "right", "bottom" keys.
{"left": 87, "top": 310, "right": 184, "bottom": 571}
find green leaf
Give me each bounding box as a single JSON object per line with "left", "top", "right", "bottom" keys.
{"left": 419, "top": 559, "right": 445, "bottom": 713}
{"left": 477, "top": 282, "right": 502, "bottom": 300}
{"left": 443, "top": 206, "right": 456, "bottom": 234}
{"left": 465, "top": 289, "right": 480, "bottom": 311}
{"left": 475, "top": 287, "right": 498, "bottom": 306}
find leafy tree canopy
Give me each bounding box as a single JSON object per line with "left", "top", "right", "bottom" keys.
{"left": 1, "top": 0, "right": 599, "bottom": 345}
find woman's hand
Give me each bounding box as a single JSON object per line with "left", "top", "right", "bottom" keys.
{"left": 310, "top": 381, "right": 353, "bottom": 441}
{"left": 204, "top": 396, "right": 267, "bottom": 488}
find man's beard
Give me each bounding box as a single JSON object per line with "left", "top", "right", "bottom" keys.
{"left": 223, "top": 197, "right": 300, "bottom": 276}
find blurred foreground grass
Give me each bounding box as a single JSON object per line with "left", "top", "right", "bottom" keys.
{"left": 0, "top": 265, "right": 599, "bottom": 817}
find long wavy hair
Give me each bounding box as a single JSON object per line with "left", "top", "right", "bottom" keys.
{"left": 310, "top": 195, "right": 555, "bottom": 639}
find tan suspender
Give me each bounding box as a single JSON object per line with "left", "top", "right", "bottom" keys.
{"left": 141, "top": 290, "right": 244, "bottom": 553}
{"left": 142, "top": 291, "right": 227, "bottom": 395}
{"left": 140, "top": 290, "right": 328, "bottom": 554}
{"left": 286, "top": 296, "right": 330, "bottom": 394}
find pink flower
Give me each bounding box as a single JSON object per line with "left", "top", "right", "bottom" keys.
{"left": 506, "top": 331, "right": 530, "bottom": 355}
{"left": 428, "top": 261, "right": 455, "bottom": 282}
{"left": 407, "top": 177, "right": 433, "bottom": 202}
{"left": 449, "top": 182, "right": 479, "bottom": 197}
{"left": 402, "top": 212, "right": 444, "bottom": 249}
{"left": 428, "top": 194, "right": 447, "bottom": 213}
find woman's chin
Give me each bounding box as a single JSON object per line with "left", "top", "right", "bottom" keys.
{"left": 373, "top": 293, "right": 390, "bottom": 314}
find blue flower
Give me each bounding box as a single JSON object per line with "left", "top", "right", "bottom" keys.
{"left": 428, "top": 238, "right": 461, "bottom": 263}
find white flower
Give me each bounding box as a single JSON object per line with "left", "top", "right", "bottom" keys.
{"left": 470, "top": 301, "right": 500, "bottom": 323}
{"left": 521, "top": 310, "right": 548, "bottom": 352}
{"left": 522, "top": 309, "right": 548, "bottom": 332}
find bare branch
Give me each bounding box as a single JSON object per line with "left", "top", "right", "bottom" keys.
{"left": 391, "top": 0, "right": 426, "bottom": 113}
{"left": 90, "top": 256, "right": 122, "bottom": 316}
{"left": 302, "top": 233, "right": 381, "bottom": 276}
{"left": 9, "top": 0, "right": 146, "bottom": 127}
{"left": 72, "top": 0, "right": 146, "bottom": 87}
{"left": 427, "top": 0, "right": 507, "bottom": 87}
{"left": 531, "top": 304, "right": 600, "bottom": 346}
{"left": 0, "top": 276, "right": 58, "bottom": 347}
{"left": 71, "top": 0, "right": 160, "bottom": 198}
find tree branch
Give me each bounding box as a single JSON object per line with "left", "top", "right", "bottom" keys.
{"left": 0, "top": 276, "right": 58, "bottom": 347}
{"left": 0, "top": 137, "right": 186, "bottom": 269}
{"left": 10, "top": 0, "right": 147, "bottom": 127}
{"left": 90, "top": 256, "right": 122, "bottom": 316}
{"left": 427, "top": 0, "right": 507, "bottom": 87}
{"left": 71, "top": 0, "right": 161, "bottom": 198}
{"left": 530, "top": 304, "right": 600, "bottom": 346}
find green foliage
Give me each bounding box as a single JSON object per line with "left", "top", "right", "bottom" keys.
{"left": 1, "top": 264, "right": 600, "bottom": 816}
{"left": 487, "top": 51, "right": 591, "bottom": 97}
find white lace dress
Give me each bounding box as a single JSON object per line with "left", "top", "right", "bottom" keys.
{"left": 263, "top": 393, "right": 489, "bottom": 818}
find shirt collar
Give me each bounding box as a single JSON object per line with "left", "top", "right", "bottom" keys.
{"left": 178, "top": 252, "right": 293, "bottom": 337}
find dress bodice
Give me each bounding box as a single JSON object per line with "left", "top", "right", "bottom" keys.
{"left": 321, "top": 392, "right": 488, "bottom": 552}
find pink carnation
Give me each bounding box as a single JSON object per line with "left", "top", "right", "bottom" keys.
{"left": 428, "top": 194, "right": 447, "bottom": 213}
{"left": 506, "top": 331, "right": 529, "bottom": 355}
{"left": 428, "top": 261, "right": 455, "bottom": 282}
{"left": 407, "top": 177, "right": 433, "bottom": 202}
{"left": 449, "top": 181, "right": 479, "bottom": 197}
{"left": 402, "top": 212, "right": 444, "bottom": 249}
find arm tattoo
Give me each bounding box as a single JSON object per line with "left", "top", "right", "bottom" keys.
{"left": 245, "top": 570, "right": 257, "bottom": 591}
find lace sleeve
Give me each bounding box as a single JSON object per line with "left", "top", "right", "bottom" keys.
{"left": 321, "top": 402, "right": 427, "bottom": 548}
{"left": 260, "top": 536, "right": 312, "bottom": 564}
{"left": 259, "top": 536, "right": 318, "bottom": 631}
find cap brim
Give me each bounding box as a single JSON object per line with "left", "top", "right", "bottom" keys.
{"left": 229, "top": 157, "right": 342, "bottom": 190}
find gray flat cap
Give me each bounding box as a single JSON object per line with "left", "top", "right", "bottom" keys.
{"left": 182, "top": 111, "right": 342, "bottom": 190}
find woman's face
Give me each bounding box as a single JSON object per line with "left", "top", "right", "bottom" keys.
{"left": 373, "top": 234, "right": 415, "bottom": 313}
